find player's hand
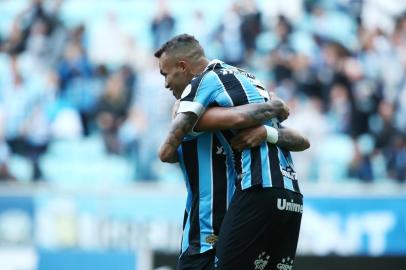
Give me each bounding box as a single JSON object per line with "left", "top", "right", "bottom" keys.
{"left": 231, "top": 125, "right": 267, "bottom": 151}
{"left": 269, "top": 95, "right": 289, "bottom": 122}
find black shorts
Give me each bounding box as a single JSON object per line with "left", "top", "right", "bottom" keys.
{"left": 177, "top": 249, "right": 215, "bottom": 270}
{"left": 215, "top": 187, "right": 303, "bottom": 270}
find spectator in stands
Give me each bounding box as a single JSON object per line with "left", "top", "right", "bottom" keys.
{"left": 348, "top": 139, "right": 374, "bottom": 182}
{"left": 25, "top": 19, "right": 49, "bottom": 69}
{"left": 1, "top": 56, "right": 51, "bottom": 181}
{"left": 95, "top": 69, "right": 132, "bottom": 155}
{"left": 118, "top": 105, "right": 146, "bottom": 180}
{"left": 58, "top": 41, "right": 92, "bottom": 93}
{"left": 2, "top": 21, "right": 25, "bottom": 55}
{"left": 240, "top": 0, "right": 262, "bottom": 63}
{"left": 215, "top": 2, "right": 245, "bottom": 67}
{"left": 268, "top": 15, "right": 295, "bottom": 86}
{"left": 387, "top": 133, "right": 406, "bottom": 182}
{"left": 151, "top": 0, "right": 175, "bottom": 50}
{"left": 327, "top": 83, "right": 351, "bottom": 134}
{"left": 58, "top": 37, "right": 94, "bottom": 135}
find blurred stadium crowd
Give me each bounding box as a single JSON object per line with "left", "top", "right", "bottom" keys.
{"left": 0, "top": 0, "right": 405, "bottom": 184}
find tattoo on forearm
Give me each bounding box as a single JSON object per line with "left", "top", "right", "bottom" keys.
{"left": 240, "top": 101, "right": 278, "bottom": 125}
{"left": 276, "top": 129, "right": 309, "bottom": 152}
{"left": 164, "top": 112, "right": 198, "bottom": 150}
{"left": 245, "top": 103, "right": 274, "bottom": 121}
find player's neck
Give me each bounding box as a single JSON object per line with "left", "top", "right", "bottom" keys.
{"left": 191, "top": 57, "right": 209, "bottom": 76}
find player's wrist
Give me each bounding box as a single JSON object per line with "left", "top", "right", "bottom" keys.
{"left": 265, "top": 126, "right": 278, "bottom": 144}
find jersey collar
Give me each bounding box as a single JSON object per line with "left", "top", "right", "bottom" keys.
{"left": 204, "top": 59, "right": 223, "bottom": 72}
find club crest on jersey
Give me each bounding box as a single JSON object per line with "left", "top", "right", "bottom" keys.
{"left": 277, "top": 257, "right": 294, "bottom": 270}
{"left": 254, "top": 251, "right": 270, "bottom": 270}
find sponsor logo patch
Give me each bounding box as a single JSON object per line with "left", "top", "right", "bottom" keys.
{"left": 280, "top": 166, "right": 298, "bottom": 181}
{"left": 277, "top": 198, "right": 303, "bottom": 214}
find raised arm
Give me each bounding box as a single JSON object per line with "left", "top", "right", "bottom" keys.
{"left": 194, "top": 97, "right": 289, "bottom": 131}
{"left": 230, "top": 125, "right": 310, "bottom": 152}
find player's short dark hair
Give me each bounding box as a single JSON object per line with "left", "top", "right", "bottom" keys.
{"left": 154, "top": 34, "right": 205, "bottom": 60}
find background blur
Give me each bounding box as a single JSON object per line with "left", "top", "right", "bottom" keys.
{"left": 0, "top": 0, "right": 405, "bottom": 269}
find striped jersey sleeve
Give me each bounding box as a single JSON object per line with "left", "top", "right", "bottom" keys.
{"left": 177, "top": 71, "right": 222, "bottom": 117}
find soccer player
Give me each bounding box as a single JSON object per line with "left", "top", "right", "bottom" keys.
{"left": 173, "top": 100, "right": 308, "bottom": 270}
{"left": 155, "top": 34, "right": 308, "bottom": 270}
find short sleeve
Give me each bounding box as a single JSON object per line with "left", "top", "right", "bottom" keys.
{"left": 177, "top": 71, "right": 220, "bottom": 117}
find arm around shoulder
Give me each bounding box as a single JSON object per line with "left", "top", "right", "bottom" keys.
{"left": 194, "top": 98, "right": 289, "bottom": 131}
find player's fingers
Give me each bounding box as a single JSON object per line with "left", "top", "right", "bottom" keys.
{"left": 231, "top": 133, "right": 248, "bottom": 147}
{"left": 248, "top": 139, "right": 261, "bottom": 148}
{"left": 240, "top": 137, "right": 263, "bottom": 150}
{"left": 233, "top": 139, "right": 254, "bottom": 151}
{"left": 234, "top": 143, "right": 249, "bottom": 151}
{"left": 233, "top": 144, "right": 243, "bottom": 151}
{"left": 231, "top": 139, "right": 245, "bottom": 151}
{"left": 230, "top": 135, "right": 241, "bottom": 146}
{"left": 231, "top": 142, "right": 244, "bottom": 151}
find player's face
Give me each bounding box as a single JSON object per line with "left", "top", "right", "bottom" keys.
{"left": 159, "top": 53, "right": 190, "bottom": 99}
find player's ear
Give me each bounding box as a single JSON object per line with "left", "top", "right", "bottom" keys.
{"left": 178, "top": 60, "right": 188, "bottom": 72}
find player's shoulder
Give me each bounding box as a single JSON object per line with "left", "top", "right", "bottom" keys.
{"left": 190, "top": 69, "right": 219, "bottom": 89}
{"left": 195, "top": 59, "right": 227, "bottom": 80}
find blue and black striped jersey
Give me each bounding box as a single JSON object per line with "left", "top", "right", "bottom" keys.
{"left": 177, "top": 132, "right": 235, "bottom": 255}
{"left": 178, "top": 60, "right": 301, "bottom": 194}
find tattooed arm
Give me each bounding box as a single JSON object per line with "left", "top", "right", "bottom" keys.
{"left": 276, "top": 127, "right": 310, "bottom": 151}
{"left": 159, "top": 112, "right": 198, "bottom": 163}
{"left": 231, "top": 125, "right": 310, "bottom": 152}
{"left": 194, "top": 98, "right": 289, "bottom": 131}
{"left": 160, "top": 96, "right": 289, "bottom": 163}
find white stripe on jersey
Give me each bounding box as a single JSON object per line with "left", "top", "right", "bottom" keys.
{"left": 178, "top": 101, "right": 205, "bottom": 116}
